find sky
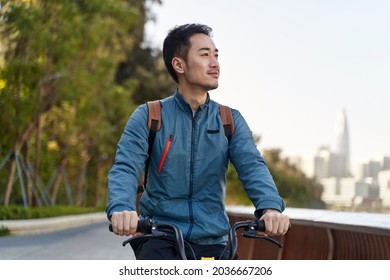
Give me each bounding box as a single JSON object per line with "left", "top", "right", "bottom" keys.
{"left": 145, "top": 0, "right": 390, "bottom": 176}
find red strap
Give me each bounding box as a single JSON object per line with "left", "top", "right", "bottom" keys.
{"left": 157, "top": 135, "right": 173, "bottom": 174}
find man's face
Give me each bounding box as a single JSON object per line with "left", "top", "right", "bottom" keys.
{"left": 180, "top": 33, "right": 220, "bottom": 92}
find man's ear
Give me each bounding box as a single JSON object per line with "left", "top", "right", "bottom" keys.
{"left": 172, "top": 57, "right": 185, "bottom": 74}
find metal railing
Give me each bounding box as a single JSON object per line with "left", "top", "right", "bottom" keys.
{"left": 227, "top": 206, "right": 390, "bottom": 260}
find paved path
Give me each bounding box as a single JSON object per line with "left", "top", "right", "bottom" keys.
{"left": 0, "top": 221, "right": 135, "bottom": 260}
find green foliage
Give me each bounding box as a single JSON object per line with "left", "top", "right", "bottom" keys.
{"left": 0, "top": 205, "right": 103, "bottom": 220}
{"left": 116, "top": 45, "right": 177, "bottom": 105}
{"left": 263, "top": 149, "right": 325, "bottom": 209}
{"left": 226, "top": 164, "right": 251, "bottom": 206}
{"left": 0, "top": 0, "right": 170, "bottom": 208}
{"left": 225, "top": 146, "right": 325, "bottom": 209}
{"left": 0, "top": 226, "right": 10, "bottom": 236}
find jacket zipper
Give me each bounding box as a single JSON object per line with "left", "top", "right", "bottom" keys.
{"left": 186, "top": 116, "right": 196, "bottom": 240}
{"left": 157, "top": 135, "right": 173, "bottom": 174}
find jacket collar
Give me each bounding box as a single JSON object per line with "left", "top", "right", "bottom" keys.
{"left": 174, "top": 90, "right": 210, "bottom": 115}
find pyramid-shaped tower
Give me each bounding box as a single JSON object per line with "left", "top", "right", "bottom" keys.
{"left": 329, "top": 109, "right": 351, "bottom": 177}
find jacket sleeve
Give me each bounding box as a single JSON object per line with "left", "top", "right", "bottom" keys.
{"left": 228, "top": 109, "right": 286, "bottom": 218}
{"left": 105, "top": 104, "right": 149, "bottom": 220}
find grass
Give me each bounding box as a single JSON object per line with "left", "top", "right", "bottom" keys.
{"left": 0, "top": 205, "right": 105, "bottom": 237}
{"left": 0, "top": 205, "right": 104, "bottom": 220}
{"left": 0, "top": 226, "right": 10, "bottom": 236}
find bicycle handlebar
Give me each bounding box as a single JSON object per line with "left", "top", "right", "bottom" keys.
{"left": 109, "top": 218, "right": 290, "bottom": 260}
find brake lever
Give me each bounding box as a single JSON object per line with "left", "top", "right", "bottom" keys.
{"left": 122, "top": 220, "right": 167, "bottom": 247}
{"left": 149, "top": 220, "right": 167, "bottom": 238}
{"left": 242, "top": 227, "right": 283, "bottom": 248}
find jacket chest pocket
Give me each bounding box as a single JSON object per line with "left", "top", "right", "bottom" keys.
{"left": 157, "top": 134, "right": 174, "bottom": 174}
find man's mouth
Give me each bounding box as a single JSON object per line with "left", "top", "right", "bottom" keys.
{"left": 208, "top": 71, "right": 219, "bottom": 79}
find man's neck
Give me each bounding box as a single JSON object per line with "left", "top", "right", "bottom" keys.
{"left": 178, "top": 85, "right": 208, "bottom": 111}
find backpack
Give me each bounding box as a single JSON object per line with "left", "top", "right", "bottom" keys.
{"left": 136, "top": 100, "right": 234, "bottom": 212}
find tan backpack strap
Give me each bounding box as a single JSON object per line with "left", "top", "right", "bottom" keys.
{"left": 139, "top": 100, "right": 162, "bottom": 199}
{"left": 219, "top": 104, "right": 234, "bottom": 142}
{"left": 147, "top": 100, "right": 162, "bottom": 131}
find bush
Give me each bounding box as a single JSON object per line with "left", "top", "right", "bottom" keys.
{"left": 0, "top": 205, "right": 104, "bottom": 220}
{"left": 0, "top": 226, "right": 10, "bottom": 236}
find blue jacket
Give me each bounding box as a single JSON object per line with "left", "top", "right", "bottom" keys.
{"left": 106, "top": 91, "right": 285, "bottom": 245}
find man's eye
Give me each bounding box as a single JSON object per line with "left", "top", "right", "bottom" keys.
{"left": 201, "top": 53, "right": 209, "bottom": 56}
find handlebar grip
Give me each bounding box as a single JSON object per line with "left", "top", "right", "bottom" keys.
{"left": 255, "top": 219, "right": 292, "bottom": 232}
{"left": 136, "top": 218, "right": 151, "bottom": 233}
{"left": 255, "top": 219, "right": 266, "bottom": 232}
{"left": 108, "top": 218, "right": 152, "bottom": 233}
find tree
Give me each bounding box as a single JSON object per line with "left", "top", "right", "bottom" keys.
{"left": 0, "top": 0, "right": 160, "bottom": 206}
{"left": 263, "top": 149, "right": 325, "bottom": 209}
{"left": 225, "top": 136, "right": 325, "bottom": 209}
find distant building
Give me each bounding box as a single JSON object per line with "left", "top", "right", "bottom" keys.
{"left": 378, "top": 170, "right": 390, "bottom": 208}
{"left": 330, "top": 109, "right": 351, "bottom": 177}
{"left": 357, "top": 160, "right": 382, "bottom": 181}
{"left": 379, "top": 156, "right": 389, "bottom": 171}
{"left": 314, "top": 110, "right": 351, "bottom": 180}
{"left": 314, "top": 146, "right": 331, "bottom": 179}
{"left": 356, "top": 156, "right": 390, "bottom": 208}
{"left": 353, "top": 178, "right": 381, "bottom": 209}
{"left": 320, "top": 177, "right": 355, "bottom": 207}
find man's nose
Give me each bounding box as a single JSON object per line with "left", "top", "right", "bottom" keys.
{"left": 210, "top": 57, "right": 219, "bottom": 68}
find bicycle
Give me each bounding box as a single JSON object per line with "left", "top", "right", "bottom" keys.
{"left": 109, "top": 218, "right": 288, "bottom": 260}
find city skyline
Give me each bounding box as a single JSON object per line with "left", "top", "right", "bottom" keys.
{"left": 305, "top": 108, "right": 390, "bottom": 178}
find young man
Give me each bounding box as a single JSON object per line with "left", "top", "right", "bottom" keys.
{"left": 106, "top": 23, "right": 289, "bottom": 259}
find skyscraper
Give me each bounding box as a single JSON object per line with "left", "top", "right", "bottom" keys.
{"left": 314, "top": 109, "right": 351, "bottom": 179}
{"left": 331, "top": 109, "right": 351, "bottom": 177}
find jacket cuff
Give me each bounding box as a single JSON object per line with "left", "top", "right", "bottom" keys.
{"left": 254, "top": 208, "right": 281, "bottom": 219}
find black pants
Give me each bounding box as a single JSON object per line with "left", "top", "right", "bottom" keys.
{"left": 130, "top": 236, "right": 231, "bottom": 260}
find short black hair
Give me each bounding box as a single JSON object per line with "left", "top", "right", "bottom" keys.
{"left": 163, "top": 23, "right": 213, "bottom": 83}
